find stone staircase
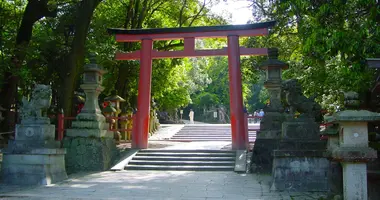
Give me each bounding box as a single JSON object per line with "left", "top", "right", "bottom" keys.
{"left": 125, "top": 149, "right": 236, "bottom": 171}
{"left": 169, "top": 125, "right": 257, "bottom": 142}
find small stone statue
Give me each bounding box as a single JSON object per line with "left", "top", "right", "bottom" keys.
{"left": 282, "top": 79, "right": 323, "bottom": 122}
{"left": 20, "top": 84, "right": 52, "bottom": 121}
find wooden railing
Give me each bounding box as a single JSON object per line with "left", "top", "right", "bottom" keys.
{"left": 53, "top": 113, "right": 135, "bottom": 141}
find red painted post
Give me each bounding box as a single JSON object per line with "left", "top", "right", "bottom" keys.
{"left": 57, "top": 109, "right": 64, "bottom": 141}
{"left": 133, "top": 39, "right": 153, "bottom": 149}
{"left": 227, "top": 35, "right": 246, "bottom": 150}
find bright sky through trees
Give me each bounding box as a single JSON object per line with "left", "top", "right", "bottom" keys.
{"left": 208, "top": 0, "right": 252, "bottom": 24}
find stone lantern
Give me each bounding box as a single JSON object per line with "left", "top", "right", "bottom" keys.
{"left": 251, "top": 48, "right": 288, "bottom": 173}
{"left": 104, "top": 91, "right": 126, "bottom": 143}
{"left": 75, "top": 53, "right": 107, "bottom": 122}
{"left": 64, "top": 53, "right": 116, "bottom": 174}
{"left": 325, "top": 92, "right": 379, "bottom": 200}
{"left": 102, "top": 103, "right": 116, "bottom": 125}
{"left": 104, "top": 90, "right": 126, "bottom": 113}
{"left": 259, "top": 48, "right": 288, "bottom": 112}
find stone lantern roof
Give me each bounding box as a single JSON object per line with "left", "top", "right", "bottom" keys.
{"left": 259, "top": 48, "right": 288, "bottom": 70}
{"left": 103, "top": 104, "right": 116, "bottom": 114}
{"left": 104, "top": 90, "right": 126, "bottom": 102}
{"left": 325, "top": 91, "right": 380, "bottom": 123}
{"left": 84, "top": 53, "right": 106, "bottom": 74}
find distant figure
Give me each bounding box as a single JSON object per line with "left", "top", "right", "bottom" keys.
{"left": 253, "top": 110, "right": 258, "bottom": 123}
{"left": 189, "top": 109, "right": 194, "bottom": 124}
{"left": 258, "top": 109, "right": 264, "bottom": 122}
{"left": 218, "top": 108, "right": 226, "bottom": 123}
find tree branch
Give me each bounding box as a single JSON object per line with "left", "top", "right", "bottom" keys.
{"left": 188, "top": 0, "right": 206, "bottom": 27}
{"left": 178, "top": 0, "right": 187, "bottom": 27}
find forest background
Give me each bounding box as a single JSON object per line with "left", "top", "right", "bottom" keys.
{"left": 0, "top": 0, "right": 379, "bottom": 128}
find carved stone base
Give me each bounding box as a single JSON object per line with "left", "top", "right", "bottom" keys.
{"left": 282, "top": 120, "right": 320, "bottom": 140}
{"left": 1, "top": 148, "right": 67, "bottom": 185}
{"left": 63, "top": 137, "right": 118, "bottom": 174}
{"left": 15, "top": 124, "right": 55, "bottom": 141}
{"left": 271, "top": 152, "right": 329, "bottom": 192}
{"left": 251, "top": 138, "right": 280, "bottom": 173}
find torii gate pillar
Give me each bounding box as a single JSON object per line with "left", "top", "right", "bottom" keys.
{"left": 227, "top": 35, "right": 246, "bottom": 150}
{"left": 133, "top": 39, "right": 153, "bottom": 149}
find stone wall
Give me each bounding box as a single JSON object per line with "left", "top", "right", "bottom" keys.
{"left": 63, "top": 137, "right": 118, "bottom": 174}
{"left": 251, "top": 138, "right": 279, "bottom": 173}
{"left": 272, "top": 156, "right": 329, "bottom": 191}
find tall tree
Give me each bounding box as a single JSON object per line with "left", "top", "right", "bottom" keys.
{"left": 248, "top": 0, "right": 380, "bottom": 111}
{"left": 57, "top": 0, "right": 103, "bottom": 119}
{"left": 0, "top": 0, "right": 57, "bottom": 131}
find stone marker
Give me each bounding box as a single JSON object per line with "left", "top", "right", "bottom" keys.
{"left": 325, "top": 92, "right": 379, "bottom": 200}
{"left": 1, "top": 84, "right": 67, "bottom": 185}
{"left": 63, "top": 54, "right": 117, "bottom": 174}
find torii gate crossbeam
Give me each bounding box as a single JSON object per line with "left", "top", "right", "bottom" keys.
{"left": 108, "top": 21, "right": 275, "bottom": 150}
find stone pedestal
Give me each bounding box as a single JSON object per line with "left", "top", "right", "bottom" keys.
{"left": 1, "top": 119, "right": 67, "bottom": 185}
{"left": 63, "top": 137, "right": 117, "bottom": 174}
{"left": 271, "top": 119, "right": 329, "bottom": 191}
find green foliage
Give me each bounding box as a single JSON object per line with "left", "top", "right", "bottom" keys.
{"left": 250, "top": 0, "right": 380, "bottom": 112}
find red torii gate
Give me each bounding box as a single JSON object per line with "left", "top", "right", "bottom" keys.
{"left": 108, "top": 21, "right": 275, "bottom": 150}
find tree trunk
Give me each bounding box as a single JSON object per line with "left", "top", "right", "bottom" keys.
{"left": 0, "top": 0, "right": 56, "bottom": 132}
{"left": 58, "top": 0, "right": 102, "bottom": 120}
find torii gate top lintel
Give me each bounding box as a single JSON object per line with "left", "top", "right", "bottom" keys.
{"left": 108, "top": 21, "right": 276, "bottom": 60}
{"left": 107, "top": 21, "right": 276, "bottom": 41}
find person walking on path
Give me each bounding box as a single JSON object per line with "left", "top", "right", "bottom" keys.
{"left": 189, "top": 109, "right": 194, "bottom": 124}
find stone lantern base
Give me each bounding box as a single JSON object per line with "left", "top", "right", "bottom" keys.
{"left": 251, "top": 111, "right": 284, "bottom": 173}
{"left": 63, "top": 120, "right": 117, "bottom": 174}
{"left": 63, "top": 136, "right": 117, "bottom": 174}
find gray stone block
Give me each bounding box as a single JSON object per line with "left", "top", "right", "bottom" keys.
{"left": 7, "top": 140, "right": 61, "bottom": 153}
{"left": 63, "top": 137, "right": 118, "bottom": 174}
{"left": 271, "top": 157, "right": 329, "bottom": 192}
{"left": 1, "top": 152, "right": 68, "bottom": 185}
{"left": 282, "top": 121, "right": 320, "bottom": 140}
{"left": 15, "top": 124, "right": 55, "bottom": 141}
{"left": 251, "top": 138, "right": 280, "bottom": 173}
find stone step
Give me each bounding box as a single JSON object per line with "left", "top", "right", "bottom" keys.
{"left": 132, "top": 156, "right": 235, "bottom": 161}
{"left": 175, "top": 131, "right": 256, "bottom": 135}
{"left": 171, "top": 134, "right": 257, "bottom": 137}
{"left": 136, "top": 152, "right": 235, "bottom": 157}
{"left": 169, "top": 138, "right": 256, "bottom": 141}
{"left": 125, "top": 165, "right": 234, "bottom": 171}
{"left": 139, "top": 149, "right": 234, "bottom": 153}
{"left": 128, "top": 160, "right": 235, "bottom": 166}
{"left": 170, "top": 135, "right": 256, "bottom": 140}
